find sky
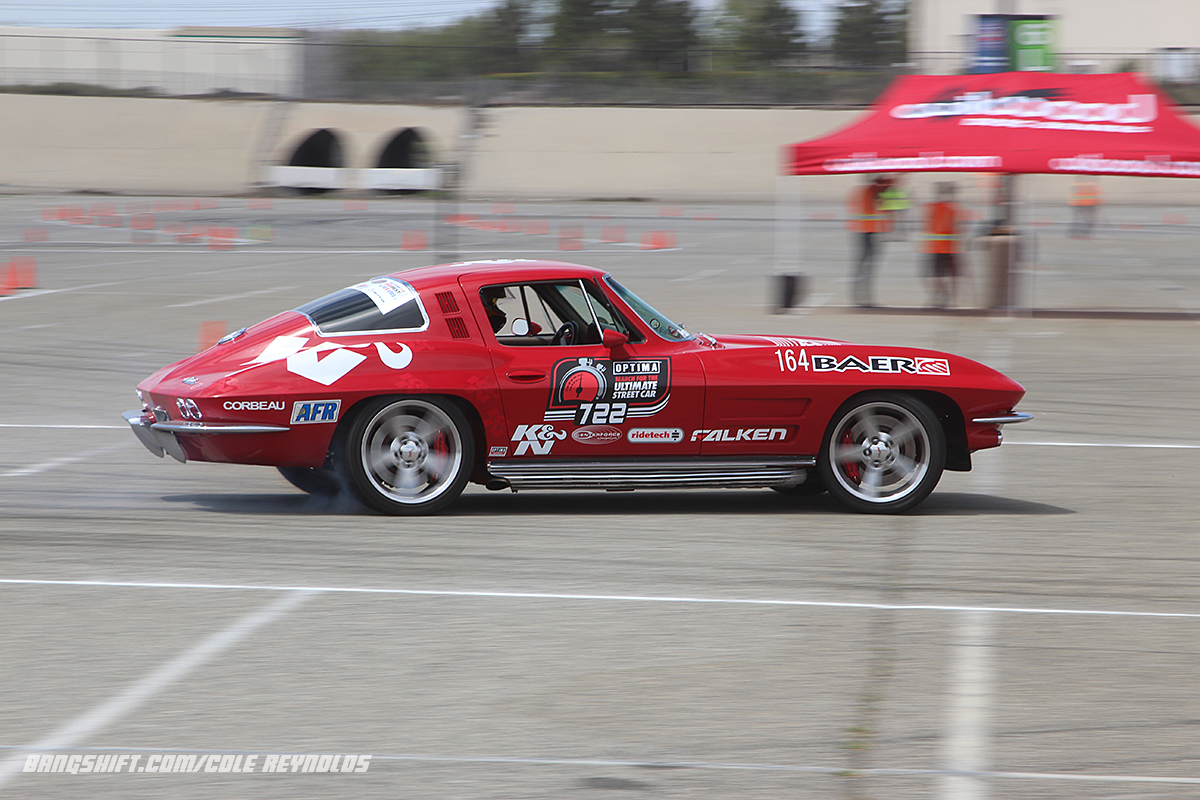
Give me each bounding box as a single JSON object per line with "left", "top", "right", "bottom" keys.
{"left": 0, "top": 0, "right": 839, "bottom": 32}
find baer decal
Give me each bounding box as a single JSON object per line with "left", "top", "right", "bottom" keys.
{"left": 545, "top": 357, "right": 671, "bottom": 423}
{"left": 810, "top": 354, "right": 951, "bottom": 376}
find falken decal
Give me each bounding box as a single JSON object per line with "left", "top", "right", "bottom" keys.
{"left": 291, "top": 399, "right": 341, "bottom": 424}
{"left": 691, "top": 428, "right": 790, "bottom": 443}
{"left": 545, "top": 357, "right": 671, "bottom": 422}
{"left": 810, "top": 354, "right": 951, "bottom": 375}
{"left": 247, "top": 336, "right": 414, "bottom": 386}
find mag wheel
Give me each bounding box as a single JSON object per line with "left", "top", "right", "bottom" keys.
{"left": 277, "top": 466, "right": 342, "bottom": 497}
{"left": 342, "top": 397, "right": 474, "bottom": 515}
{"left": 818, "top": 393, "right": 945, "bottom": 514}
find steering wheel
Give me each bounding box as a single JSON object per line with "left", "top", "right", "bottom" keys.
{"left": 551, "top": 320, "right": 581, "bottom": 346}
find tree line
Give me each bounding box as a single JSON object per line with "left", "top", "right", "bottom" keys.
{"left": 337, "top": 0, "right": 907, "bottom": 82}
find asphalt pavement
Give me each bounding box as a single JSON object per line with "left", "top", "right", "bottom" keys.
{"left": 1, "top": 194, "right": 1198, "bottom": 799}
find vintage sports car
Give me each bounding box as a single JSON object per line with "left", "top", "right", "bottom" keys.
{"left": 125, "top": 260, "right": 1030, "bottom": 515}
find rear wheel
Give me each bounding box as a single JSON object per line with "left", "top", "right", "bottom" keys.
{"left": 818, "top": 393, "right": 945, "bottom": 514}
{"left": 340, "top": 397, "right": 474, "bottom": 515}
{"left": 277, "top": 466, "right": 341, "bottom": 497}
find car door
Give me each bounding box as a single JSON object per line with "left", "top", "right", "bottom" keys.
{"left": 466, "top": 276, "right": 705, "bottom": 459}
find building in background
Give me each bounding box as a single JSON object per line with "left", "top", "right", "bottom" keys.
{"left": 0, "top": 26, "right": 304, "bottom": 96}
{"left": 910, "top": 0, "right": 1200, "bottom": 79}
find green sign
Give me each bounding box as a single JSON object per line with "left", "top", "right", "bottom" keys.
{"left": 1009, "top": 18, "right": 1056, "bottom": 72}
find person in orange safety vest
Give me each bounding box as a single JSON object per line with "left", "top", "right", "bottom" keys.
{"left": 924, "top": 182, "right": 962, "bottom": 308}
{"left": 1069, "top": 177, "right": 1101, "bottom": 238}
{"left": 846, "top": 174, "right": 893, "bottom": 307}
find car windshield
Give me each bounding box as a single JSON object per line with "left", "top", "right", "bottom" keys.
{"left": 296, "top": 277, "right": 429, "bottom": 334}
{"left": 604, "top": 276, "right": 695, "bottom": 342}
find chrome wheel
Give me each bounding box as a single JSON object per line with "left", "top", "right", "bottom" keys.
{"left": 819, "top": 394, "right": 945, "bottom": 513}
{"left": 343, "top": 397, "right": 473, "bottom": 515}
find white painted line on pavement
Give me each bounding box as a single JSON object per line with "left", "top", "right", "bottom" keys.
{"left": 167, "top": 285, "right": 298, "bottom": 308}
{"left": 1006, "top": 440, "right": 1200, "bottom": 449}
{"left": 1, "top": 578, "right": 1198, "bottom": 620}
{"left": 942, "top": 610, "right": 992, "bottom": 800}
{"left": 0, "top": 589, "right": 319, "bottom": 790}
{"left": 0, "top": 424, "right": 125, "bottom": 430}
{"left": 0, "top": 444, "right": 129, "bottom": 478}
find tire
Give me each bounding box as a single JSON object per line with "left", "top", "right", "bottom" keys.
{"left": 339, "top": 396, "right": 474, "bottom": 515}
{"left": 817, "top": 393, "right": 945, "bottom": 514}
{"left": 277, "top": 466, "right": 342, "bottom": 497}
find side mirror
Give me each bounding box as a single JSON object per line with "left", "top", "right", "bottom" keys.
{"left": 602, "top": 328, "right": 629, "bottom": 349}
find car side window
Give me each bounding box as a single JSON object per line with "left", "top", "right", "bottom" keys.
{"left": 480, "top": 281, "right": 637, "bottom": 346}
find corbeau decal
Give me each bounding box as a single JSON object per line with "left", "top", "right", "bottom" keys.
{"left": 691, "top": 428, "right": 790, "bottom": 443}
{"left": 511, "top": 424, "right": 567, "bottom": 456}
{"left": 291, "top": 400, "right": 341, "bottom": 424}
{"left": 628, "top": 428, "right": 685, "bottom": 444}
{"left": 223, "top": 400, "right": 284, "bottom": 411}
{"left": 545, "top": 358, "right": 671, "bottom": 423}
{"left": 571, "top": 426, "right": 623, "bottom": 445}
{"left": 248, "top": 336, "right": 414, "bottom": 386}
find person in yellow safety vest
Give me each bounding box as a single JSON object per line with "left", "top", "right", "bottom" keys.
{"left": 925, "top": 182, "right": 962, "bottom": 309}
{"left": 846, "top": 174, "right": 893, "bottom": 307}
{"left": 878, "top": 176, "right": 910, "bottom": 239}
{"left": 1069, "top": 177, "right": 1101, "bottom": 238}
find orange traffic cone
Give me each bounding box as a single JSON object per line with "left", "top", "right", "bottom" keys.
{"left": 13, "top": 257, "right": 36, "bottom": 289}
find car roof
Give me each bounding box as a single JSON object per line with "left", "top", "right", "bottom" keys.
{"left": 385, "top": 260, "right": 607, "bottom": 290}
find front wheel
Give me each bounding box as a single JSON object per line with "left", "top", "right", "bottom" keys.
{"left": 340, "top": 397, "right": 474, "bottom": 515}
{"left": 818, "top": 393, "right": 945, "bottom": 514}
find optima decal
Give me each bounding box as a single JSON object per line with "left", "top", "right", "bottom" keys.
{"left": 811, "top": 355, "right": 951, "bottom": 375}
{"left": 291, "top": 400, "right": 341, "bottom": 424}
{"left": 545, "top": 357, "right": 671, "bottom": 423}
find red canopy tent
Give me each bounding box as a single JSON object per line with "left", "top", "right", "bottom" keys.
{"left": 786, "top": 72, "right": 1200, "bottom": 178}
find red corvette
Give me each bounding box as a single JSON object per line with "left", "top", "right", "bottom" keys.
{"left": 124, "top": 260, "right": 1030, "bottom": 514}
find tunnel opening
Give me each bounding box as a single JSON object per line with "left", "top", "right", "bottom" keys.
{"left": 284, "top": 129, "right": 345, "bottom": 194}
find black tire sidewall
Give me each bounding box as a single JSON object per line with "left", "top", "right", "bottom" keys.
{"left": 817, "top": 392, "right": 946, "bottom": 514}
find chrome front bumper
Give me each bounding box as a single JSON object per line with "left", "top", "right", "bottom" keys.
{"left": 122, "top": 410, "right": 288, "bottom": 464}
{"left": 972, "top": 412, "right": 1034, "bottom": 425}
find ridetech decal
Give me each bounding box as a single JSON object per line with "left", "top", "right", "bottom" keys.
{"left": 247, "top": 336, "right": 413, "bottom": 386}
{"left": 291, "top": 400, "right": 341, "bottom": 424}
{"left": 545, "top": 358, "right": 671, "bottom": 423}
{"left": 809, "top": 354, "right": 951, "bottom": 375}
{"left": 628, "top": 428, "right": 684, "bottom": 444}
{"left": 511, "top": 424, "right": 567, "bottom": 455}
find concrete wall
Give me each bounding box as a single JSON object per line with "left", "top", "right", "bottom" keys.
{"left": 1, "top": 93, "right": 1200, "bottom": 204}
